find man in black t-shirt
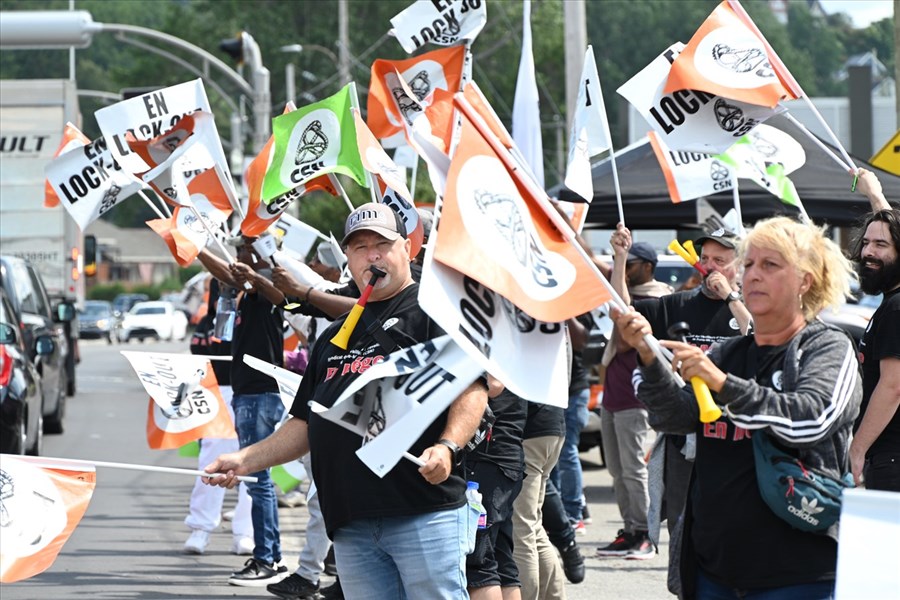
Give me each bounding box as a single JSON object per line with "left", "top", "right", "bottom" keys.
{"left": 612, "top": 225, "right": 750, "bottom": 539}
{"left": 198, "top": 237, "right": 287, "bottom": 587}
{"left": 849, "top": 208, "right": 900, "bottom": 491}
{"left": 204, "top": 203, "right": 487, "bottom": 599}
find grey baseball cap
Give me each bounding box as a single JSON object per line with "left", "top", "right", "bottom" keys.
{"left": 341, "top": 203, "right": 406, "bottom": 246}
{"left": 695, "top": 228, "right": 740, "bottom": 250}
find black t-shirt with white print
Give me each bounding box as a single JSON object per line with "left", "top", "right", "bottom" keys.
{"left": 291, "top": 283, "right": 466, "bottom": 537}
{"left": 856, "top": 287, "right": 900, "bottom": 456}
{"left": 691, "top": 337, "right": 836, "bottom": 589}
{"left": 635, "top": 287, "right": 743, "bottom": 350}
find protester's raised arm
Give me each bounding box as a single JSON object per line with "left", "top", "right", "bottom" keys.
{"left": 856, "top": 168, "right": 890, "bottom": 212}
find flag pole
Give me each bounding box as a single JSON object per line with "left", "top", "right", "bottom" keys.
{"left": 330, "top": 174, "right": 357, "bottom": 212}
{"left": 348, "top": 82, "right": 379, "bottom": 204}
{"left": 409, "top": 156, "right": 419, "bottom": 201}
{"left": 796, "top": 98, "right": 857, "bottom": 172}
{"left": 731, "top": 177, "right": 745, "bottom": 235}
{"left": 138, "top": 190, "right": 167, "bottom": 219}
{"left": 589, "top": 45, "right": 626, "bottom": 225}
{"left": 452, "top": 94, "right": 679, "bottom": 375}
{"left": 22, "top": 455, "right": 259, "bottom": 483}
{"left": 783, "top": 113, "right": 853, "bottom": 172}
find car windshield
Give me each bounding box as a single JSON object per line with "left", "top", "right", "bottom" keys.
{"left": 133, "top": 306, "right": 166, "bottom": 315}
{"left": 82, "top": 304, "right": 111, "bottom": 317}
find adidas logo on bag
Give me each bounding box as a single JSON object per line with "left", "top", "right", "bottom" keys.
{"left": 786, "top": 495, "right": 825, "bottom": 526}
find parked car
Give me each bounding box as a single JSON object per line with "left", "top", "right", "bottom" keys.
{"left": 112, "top": 293, "right": 149, "bottom": 316}
{"left": 78, "top": 300, "right": 115, "bottom": 343}
{"left": 118, "top": 301, "right": 189, "bottom": 343}
{"left": 819, "top": 288, "right": 881, "bottom": 346}
{"left": 0, "top": 288, "right": 46, "bottom": 455}
{"left": 0, "top": 255, "right": 73, "bottom": 434}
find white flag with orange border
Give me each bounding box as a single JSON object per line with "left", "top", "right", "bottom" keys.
{"left": 44, "top": 135, "right": 145, "bottom": 230}
{"left": 648, "top": 131, "right": 736, "bottom": 203}
{"left": 146, "top": 168, "right": 233, "bottom": 266}
{"left": 95, "top": 79, "right": 227, "bottom": 176}
{"left": 433, "top": 110, "right": 611, "bottom": 323}
{"left": 44, "top": 122, "right": 91, "bottom": 208}
{"left": 390, "top": 0, "right": 487, "bottom": 54}
{"left": 120, "top": 351, "right": 236, "bottom": 449}
{"left": 0, "top": 456, "right": 96, "bottom": 583}
{"left": 663, "top": 0, "right": 803, "bottom": 108}
{"left": 618, "top": 42, "right": 784, "bottom": 154}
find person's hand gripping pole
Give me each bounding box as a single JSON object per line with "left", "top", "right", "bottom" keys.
{"left": 667, "top": 322, "right": 722, "bottom": 423}
{"left": 330, "top": 265, "right": 386, "bottom": 350}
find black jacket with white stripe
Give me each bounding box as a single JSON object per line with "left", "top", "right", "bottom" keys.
{"left": 639, "top": 319, "right": 861, "bottom": 483}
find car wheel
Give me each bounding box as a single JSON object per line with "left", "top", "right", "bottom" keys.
{"left": 44, "top": 388, "right": 65, "bottom": 435}
{"left": 27, "top": 411, "right": 44, "bottom": 456}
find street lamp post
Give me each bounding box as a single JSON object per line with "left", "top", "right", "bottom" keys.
{"left": 280, "top": 43, "right": 341, "bottom": 106}
{"left": 0, "top": 10, "right": 271, "bottom": 154}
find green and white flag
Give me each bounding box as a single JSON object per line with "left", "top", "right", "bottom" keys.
{"left": 262, "top": 84, "right": 366, "bottom": 202}
{"left": 717, "top": 124, "right": 803, "bottom": 207}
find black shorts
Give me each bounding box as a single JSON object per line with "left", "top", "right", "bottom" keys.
{"left": 464, "top": 461, "right": 524, "bottom": 589}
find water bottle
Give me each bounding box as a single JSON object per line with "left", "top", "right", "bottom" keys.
{"left": 214, "top": 287, "right": 237, "bottom": 342}
{"left": 464, "top": 481, "right": 485, "bottom": 554}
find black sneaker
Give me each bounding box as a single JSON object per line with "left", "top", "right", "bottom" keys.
{"left": 228, "top": 558, "right": 287, "bottom": 587}
{"left": 624, "top": 530, "right": 656, "bottom": 561}
{"left": 581, "top": 503, "right": 592, "bottom": 524}
{"left": 596, "top": 529, "right": 634, "bottom": 557}
{"left": 320, "top": 579, "right": 345, "bottom": 600}
{"left": 267, "top": 572, "right": 320, "bottom": 599}
{"left": 560, "top": 540, "right": 585, "bottom": 584}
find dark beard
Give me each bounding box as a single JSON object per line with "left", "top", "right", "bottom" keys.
{"left": 857, "top": 257, "right": 900, "bottom": 294}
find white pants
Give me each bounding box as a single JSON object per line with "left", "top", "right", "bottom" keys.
{"left": 296, "top": 454, "right": 330, "bottom": 583}
{"left": 184, "top": 386, "right": 253, "bottom": 537}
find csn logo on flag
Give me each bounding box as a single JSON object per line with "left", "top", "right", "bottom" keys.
{"left": 453, "top": 155, "right": 576, "bottom": 300}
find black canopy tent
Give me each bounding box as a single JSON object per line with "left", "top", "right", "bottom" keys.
{"left": 551, "top": 115, "right": 900, "bottom": 230}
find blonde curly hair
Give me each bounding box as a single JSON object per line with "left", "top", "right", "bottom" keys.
{"left": 740, "top": 216, "right": 856, "bottom": 321}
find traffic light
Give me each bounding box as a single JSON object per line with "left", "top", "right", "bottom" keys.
{"left": 219, "top": 32, "right": 245, "bottom": 64}
{"left": 83, "top": 235, "right": 97, "bottom": 277}
{"left": 120, "top": 87, "right": 161, "bottom": 100}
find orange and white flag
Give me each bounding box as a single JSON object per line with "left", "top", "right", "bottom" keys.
{"left": 648, "top": 130, "right": 736, "bottom": 203}
{"left": 0, "top": 456, "right": 96, "bottom": 583}
{"left": 367, "top": 45, "right": 466, "bottom": 141}
{"left": 120, "top": 351, "right": 236, "bottom": 449}
{"left": 147, "top": 168, "right": 233, "bottom": 266}
{"left": 354, "top": 108, "right": 414, "bottom": 205}
{"left": 434, "top": 110, "right": 611, "bottom": 323}
{"left": 44, "top": 122, "right": 91, "bottom": 208}
{"left": 663, "top": 0, "right": 802, "bottom": 108}
{"left": 127, "top": 112, "right": 224, "bottom": 207}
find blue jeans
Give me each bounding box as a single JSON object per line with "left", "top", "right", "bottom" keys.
{"left": 551, "top": 387, "right": 590, "bottom": 522}
{"left": 696, "top": 569, "right": 834, "bottom": 599}
{"left": 233, "top": 391, "right": 285, "bottom": 565}
{"left": 333, "top": 505, "right": 470, "bottom": 599}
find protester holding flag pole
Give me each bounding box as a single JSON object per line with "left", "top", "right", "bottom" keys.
{"left": 196, "top": 235, "right": 289, "bottom": 587}
{"left": 204, "top": 202, "right": 488, "bottom": 599}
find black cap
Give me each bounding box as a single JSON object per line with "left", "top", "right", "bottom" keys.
{"left": 627, "top": 242, "right": 657, "bottom": 265}
{"left": 695, "top": 228, "right": 740, "bottom": 250}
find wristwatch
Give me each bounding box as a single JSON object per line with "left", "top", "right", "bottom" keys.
{"left": 725, "top": 291, "right": 741, "bottom": 305}
{"left": 437, "top": 438, "right": 461, "bottom": 462}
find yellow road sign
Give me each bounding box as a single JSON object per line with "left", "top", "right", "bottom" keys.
{"left": 870, "top": 130, "right": 900, "bottom": 175}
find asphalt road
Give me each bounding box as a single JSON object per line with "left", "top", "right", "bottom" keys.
{"left": 1, "top": 338, "right": 672, "bottom": 599}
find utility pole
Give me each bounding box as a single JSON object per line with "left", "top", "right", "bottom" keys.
{"left": 563, "top": 0, "right": 587, "bottom": 136}
{"left": 338, "top": 0, "right": 350, "bottom": 87}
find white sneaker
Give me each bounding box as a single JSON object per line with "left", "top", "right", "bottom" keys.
{"left": 222, "top": 509, "right": 235, "bottom": 521}
{"left": 183, "top": 529, "right": 210, "bottom": 554}
{"left": 232, "top": 535, "right": 254, "bottom": 556}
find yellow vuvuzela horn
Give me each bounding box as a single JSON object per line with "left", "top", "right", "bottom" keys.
{"left": 330, "top": 266, "right": 386, "bottom": 350}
